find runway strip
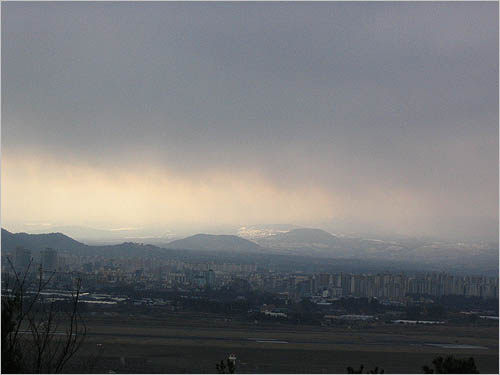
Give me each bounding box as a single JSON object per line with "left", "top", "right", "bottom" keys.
{"left": 77, "top": 331, "right": 492, "bottom": 350}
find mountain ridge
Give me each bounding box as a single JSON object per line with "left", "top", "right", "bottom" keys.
{"left": 1, "top": 227, "right": 497, "bottom": 276}
{"left": 1, "top": 228, "right": 87, "bottom": 253}
{"left": 164, "top": 233, "right": 263, "bottom": 252}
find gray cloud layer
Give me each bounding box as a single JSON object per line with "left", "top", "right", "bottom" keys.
{"left": 2, "top": 2, "right": 498, "bottom": 240}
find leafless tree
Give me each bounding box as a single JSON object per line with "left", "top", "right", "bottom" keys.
{"left": 2, "top": 257, "right": 86, "bottom": 373}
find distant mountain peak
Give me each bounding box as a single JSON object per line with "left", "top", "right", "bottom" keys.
{"left": 1, "top": 228, "right": 86, "bottom": 254}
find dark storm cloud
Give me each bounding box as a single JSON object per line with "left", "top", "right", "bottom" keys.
{"left": 2, "top": 2, "right": 498, "bottom": 239}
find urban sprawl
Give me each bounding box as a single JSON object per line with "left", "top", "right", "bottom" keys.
{"left": 5, "top": 247, "right": 498, "bottom": 302}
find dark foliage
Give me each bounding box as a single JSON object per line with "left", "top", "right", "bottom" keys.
{"left": 216, "top": 359, "right": 235, "bottom": 374}
{"left": 347, "top": 364, "right": 384, "bottom": 373}
{"left": 422, "top": 356, "right": 479, "bottom": 374}
{"left": 1, "top": 296, "right": 23, "bottom": 373}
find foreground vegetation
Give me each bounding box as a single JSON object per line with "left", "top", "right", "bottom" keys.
{"left": 1, "top": 261, "right": 86, "bottom": 374}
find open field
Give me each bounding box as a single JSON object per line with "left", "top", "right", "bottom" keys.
{"left": 67, "top": 313, "right": 499, "bottom": 373}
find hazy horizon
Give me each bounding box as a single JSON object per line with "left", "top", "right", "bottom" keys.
{"left": 2, "top": 222, "right": 498, "bottom": 247}
{"left": 2, "top": 2, "right": 498, "bottom": 242}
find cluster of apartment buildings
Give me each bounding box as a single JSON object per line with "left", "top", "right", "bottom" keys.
{"left": 7, "top": 246, "right": 59, "bottom": 275}
{"left": 276, "top": 272, "right": 499, "bottom": 300}
{"left": 3, "top": 247, "right": 498, "bottom": 301}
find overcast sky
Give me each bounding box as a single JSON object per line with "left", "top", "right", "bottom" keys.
{"left": 2, "top": 2, "right": 498, "bottom": 241}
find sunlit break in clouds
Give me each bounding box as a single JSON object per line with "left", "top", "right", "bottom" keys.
{"left": 2, "top": 2, "right": 498, "bottom": 241}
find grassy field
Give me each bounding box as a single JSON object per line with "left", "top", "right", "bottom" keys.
{"left": 69, "top": 313, "right": 499, "bottom": 373}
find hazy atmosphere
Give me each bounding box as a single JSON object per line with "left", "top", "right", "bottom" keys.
{"left": 1, "top": 4, "right": 499, "bottom": 374}
{"left": 2, "top": 2, "right": 498, "bottom": 241}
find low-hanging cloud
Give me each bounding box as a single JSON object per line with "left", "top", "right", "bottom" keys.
{"left": 2, "top": 2, "right": 498, "bottom": 240}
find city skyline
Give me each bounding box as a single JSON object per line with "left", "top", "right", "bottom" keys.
{"left": 2, "top": 2, "right": 498, "bottom": 241}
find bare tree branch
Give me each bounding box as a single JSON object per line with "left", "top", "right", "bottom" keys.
{"left": 2, "top": 257, "right": 87, "bottom": 373}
